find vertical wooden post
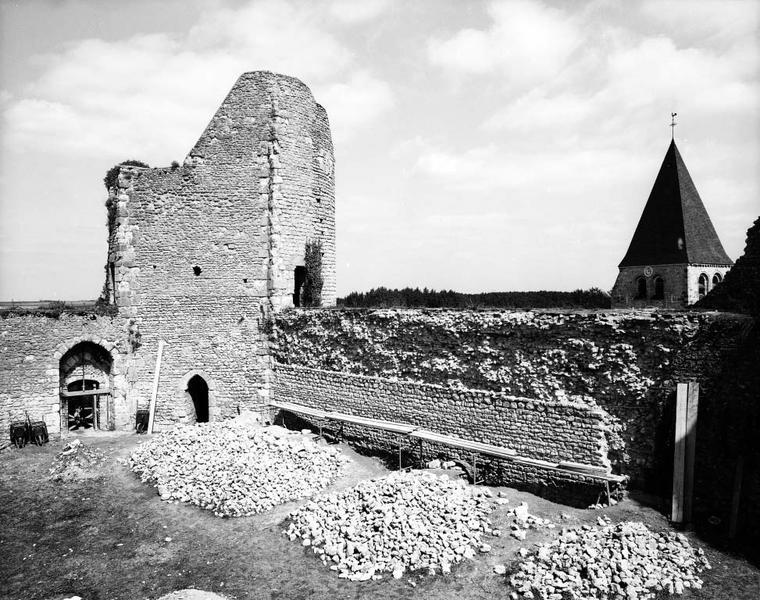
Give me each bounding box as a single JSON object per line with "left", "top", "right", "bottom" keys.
{"left": 147, "top": 340, "right": 165, "bottom": 435}
{"left": 683, "top": 382, "right": 699, "bottom": 523}
{"left": 728, "top": 455, "right": 744, "bottom": 539}
{"left": 671, "top": 383, "right": 688, "bottom": 523}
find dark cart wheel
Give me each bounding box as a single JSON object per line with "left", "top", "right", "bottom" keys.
{"left": 14, "top": 436, "right": 25, "bottom": 449}
{"left": 34, "top": 433, "right": 45, "bottom": 446}
{"left": 136, "top": 422, "right": 145, "bottom": 434}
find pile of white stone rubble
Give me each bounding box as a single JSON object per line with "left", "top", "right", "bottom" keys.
{"left": 509, "top": 520, "right": 711, "bottom": 600}
{"left": 285, "top": 471, "right": 495, "bottom": 581}
{"left": 49, "top": 439, "right": 110, "bottom": 482}
{"left": 130, "top": 423, "right": 348, "bottom": 517}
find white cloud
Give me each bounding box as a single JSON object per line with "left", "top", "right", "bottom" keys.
{"left": 316, "top": 71, "right": 395, "bottom": 142}
{"left": 427, "top": 0, "right": 581, "bottom": 87}
{"left": 328, "top": 0, "right": 392, "bottom": 24}
{"left": 639, "top": 0, "right": 760, "bottom": 44}
{"left": 1, "top": 1, "right": 394, "bottom": 163}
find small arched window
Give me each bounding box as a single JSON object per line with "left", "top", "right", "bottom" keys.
{"left": 698, "top": 273, "right": 709, "bottom": 299}
{"left": 635, "top": 277, "right": 647, "bottom": 299}
{"left": 712, "top": 273, "right": 722, "bottom": 287}
{"left": 653, "top": 276, "right": 664, "bottom": 299}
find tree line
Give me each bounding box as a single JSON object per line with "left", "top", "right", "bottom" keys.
{"left": 338, "top": 287, "right": 611, "bottom": 309}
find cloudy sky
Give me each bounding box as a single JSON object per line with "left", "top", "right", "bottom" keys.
{"left": 1, "top": 0, "right": 758, "bottom": 300}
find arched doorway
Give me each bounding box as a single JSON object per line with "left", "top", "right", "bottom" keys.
{"left": 59, "top": 342, "right": 113, "bottom": 432}
{"left": 187, "top": 375, "right": 209, "bottom": 423}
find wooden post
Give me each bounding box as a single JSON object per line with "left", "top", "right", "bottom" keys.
{"left": 728, "top": 455, "right": 744, "bottom": 539}
{"left": 671, "top": 383, "right": 688, "bottom": 523}
{"left": 147, "top": 340, "right": 165, "bottom": 435}
{"left": 683, "top": 382, "right": 699, "bottom": 523}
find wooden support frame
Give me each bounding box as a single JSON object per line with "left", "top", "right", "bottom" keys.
{"left": 672, "top": 381, "right": 699, "bottom": 525}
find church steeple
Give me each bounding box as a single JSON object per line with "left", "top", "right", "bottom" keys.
{"left": 618, "top": 140, "right": 733, "bottom": 268}
{"left": 612, "top": 134, "right": 734, "bottom": 308}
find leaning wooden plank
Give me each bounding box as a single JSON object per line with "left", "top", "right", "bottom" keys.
{"left": 683, "top": 381, "right": 699, "bottom": 523}
{"left": 269, "top": 401, "right": 328, "bottom": 419}
{"left": 409, "top": 429, "right": 517, "bottom": 458}
{"left": 147, "top": 339, "right": 165, "bottom": 435}
{"left": 558, "top": 461, "right": 609, "bottom": 475}
{"left": 326, "top": 411, "right": 418, "bottom": 434}
{"left": 671, "top": 382, "right": 689, "bottom": 524}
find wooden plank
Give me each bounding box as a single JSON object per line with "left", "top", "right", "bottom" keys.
{"left": 671, "top": 383, "right": 689, "bottom": 524}
{"left": 147, "top": 340, "right": 165, "bottom": 435}
{"left": 327, "top": 411, "right": 418, "bottom": 434}
{"left": 683, "top": 381, "right": 699, "bottom": 523}
{"left": 270, "top": 401, "right": 328, "bottom": 419}
{"left": 728, "top": 455, "right": 744, "bottom": 539}
{"left": 60, "top": 389, "right": 112, "bottom": 398}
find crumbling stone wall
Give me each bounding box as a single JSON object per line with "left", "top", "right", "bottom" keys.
{"left": 273, "top": 309, "right": 750, "bottom": 488}
{"left": 0, "top": 313, "right": 130, "bottom": 436}
{"left": 105, "top": 71, "right": 335, "bottom": 426}
{"left": 274, "top": 364, "right": 609, "bottom": 467}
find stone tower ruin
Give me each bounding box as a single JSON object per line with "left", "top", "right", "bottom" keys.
{"left": 611, "top": 140, "right": 733, "bottom": 307}
{"left": 102, "top": 71, "right": 336, "bottom": 427}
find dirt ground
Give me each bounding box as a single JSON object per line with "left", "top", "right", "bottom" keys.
{"left": 1, "top": 432, "right": 758, "bottom": 600}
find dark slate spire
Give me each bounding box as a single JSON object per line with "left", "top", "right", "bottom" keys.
{"left": 619, "top": 140, "right": 733, "bottom": 267}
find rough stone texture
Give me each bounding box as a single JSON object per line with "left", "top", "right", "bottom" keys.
{"left": 1, "top": 71, "right": 336, "bottom": 435}
{"left": 273, "top": 307, "right": 759, "bottom": 545}
{"left": 274, "top": 309, "right": 747, "bottom": 480}
{"left": 274, "top": 365, "right": 609, "bottom": 468}
{"left": 0, "top": 314, "right": 129, "bottom": 436}
{"left": 106, "top": 71, "right": 336, "bottom": 428}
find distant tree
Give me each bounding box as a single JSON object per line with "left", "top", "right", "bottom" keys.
{"left": 338, "top": 287, "right": 611, "bottom": 309}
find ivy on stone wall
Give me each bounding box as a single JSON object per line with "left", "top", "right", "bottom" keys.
{"left": 104, "top": 160, "right": 149, "bottom": 234}
{"left": 302, "top": 239, "right": 324, "bottom": 307}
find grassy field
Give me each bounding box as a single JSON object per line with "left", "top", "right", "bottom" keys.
{"left": 1, "top": 432, "right": 758, "bottom": 600}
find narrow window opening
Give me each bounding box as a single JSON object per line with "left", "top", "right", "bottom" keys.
{"left": 243, "top": 278, "right": 248, "bottom": 283}
{"left": 187, "top": 375, "right": 209, "bottom": 423}
{"left": 712, "top": 273, "right": 722, "bottom": 287}
{"left": 193, "top": 266, "right": 202, "bottom": 276}
{"left": 293, "top": 266, "right": 306, "bottom": 307}
{"left": 653, "top": 276, "right": 664, "bottom": 299}
{"left": 698, "top": 273, "right": 709, "bottom": 299}
{"left": 635, "top": 277, "right": 647, "bottom": 299}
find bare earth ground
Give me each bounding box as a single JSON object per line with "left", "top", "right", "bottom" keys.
{"left": 1, "top": 433, "right": 758, "bottom": 600}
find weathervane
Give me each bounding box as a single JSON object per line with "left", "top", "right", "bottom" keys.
{"left": 670, "top": 112, "right": 677, "bottom": 140}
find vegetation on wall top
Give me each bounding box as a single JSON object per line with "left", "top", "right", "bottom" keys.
{"left": 103, "top": 159, "right": 149, "bottom": 191}
{"left": 301, "top": 239, "right": 324, "bottom": 307}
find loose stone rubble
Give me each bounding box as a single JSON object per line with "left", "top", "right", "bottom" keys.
{"left": 285, "top": 471, "right": 494, "bottom": 581}
{"left": 506, "top": 501, "right": 554, "bottom": 541}
{"left": 509, "top": 521, "right": 711, "bottom": 600}
{"left": 49, "top": 439, "right": 109, "bottom": 482}
{"left": 129, "top": 423, "right": 348, "bottom": 517}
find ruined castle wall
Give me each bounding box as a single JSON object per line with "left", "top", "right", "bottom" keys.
{"left": 273, "top": 309, "right": 749, "bottom": 487}
{"left": 274, "top": 364, "right": 609, "bottom": 467}
{"left": 311, "top": 104, "right": 337, "bottom": 306}
{"left": 107, "top": 72, "right": 335, "bottom": 426}
{"left": 0, "top": 314, "right": 129, "bottom": 436}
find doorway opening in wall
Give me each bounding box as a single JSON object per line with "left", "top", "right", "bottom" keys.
{"left": 293, "top": 266, "right": 306, "bottom": 307}
{"left": 59, "top": 341, "right": 114, "bottom": 433}
{"left": 188, "top": 375, "right": 209, "bottom": 423}
{"left": 66, "top": 379, "right": 100, "bottom": 430}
